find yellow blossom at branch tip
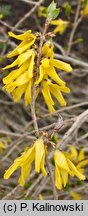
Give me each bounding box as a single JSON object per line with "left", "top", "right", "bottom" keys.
{"left": 3, "top": 30, "right": 36, "bottom": 107}
{"left": 4, "top": 137, "right": 47, "bottom": 186}
{"left": 51, "top": 19, "right": 69, "bottom": 34}
{"left": 54, "top": 150, "right": 85, "bottom": 190}
{"left": 3, "top": 31, "right": 72, "bottom": 110}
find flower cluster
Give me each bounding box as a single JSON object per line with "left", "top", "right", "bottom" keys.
{"left": 3, "top": 31, "right": 36, "bottom": 106}
{"left": 3, "top": 30, "right": 72, "bottom": 112}
{"left": 4, "top": 137, "right": 47, "bottom": 186}
{"left": 4, "top": 137, "right": 86, "bottom": 188}
{"left": 54, "top": 150, "right": 85, "bottom": 190}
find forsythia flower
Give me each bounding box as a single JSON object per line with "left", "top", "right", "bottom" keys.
{"left": 4, "top": 137, "right": 47, "bottom": 186}
{"left": 3, "top": 31, "right": 72, "bottom": 111}
{"left": 35, "top": 42, "right": 72, "bottom": 112}
{"left": 70, "top": 192, "right": 82, "bottom": 200}
{"left": 41, "top": 80, "right": 70, "bottom": 113}
{"left": 51, "top": 19, "right": 69, "bottom": 34}
{"left": 0, "top": 141, "right": 6, "bottom": 153}
{"left": 54, "top": 150, "right": 85, "bottom": 190}
{"left": 65, "top": 146, "right": 88, "bottom": 174}
{"left": 3, "top": 30, "right": 36, "bottom": 106}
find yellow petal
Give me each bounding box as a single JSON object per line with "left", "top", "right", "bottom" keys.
{"left": 42, "top": 43, "right": 54, "bottom": 59}
{"left": 3, "top": 61, "right": 29, "bottom": 84}
{"left": 47, "top": 66, "right": 65, "bottom": 85}
{"left": 12, "top": 84, "right": 27, "bottom": 102}
{"left": 34, "top": 137, "right": 45, "bottom": 173}
{"left": 55, "top": 165, "right": 62, "bottom": 190}
{"left": 76, "top": 159, "right": 88, "bottom": 169}
{"left": 18, "top": 50, "right": 34, "bottom": 66}
{"left": 7, "top": 40, "right": 35, "bottom": 58}
{"left": 50, "top": 86, "right": 67, "bottom": 106}
{"left": 7, "top": 41, "right": 28, "bottom": 58}
{"left": 18, "top": 39, "right": 35, "bottom": 55}
{"left": 24, "top": 80, "right": 32, "bottom": 106}
{"left": 47, "top": 80, "right": 70, "bottom": 93}
{"left": 35, "top": 65, "right": 46, "bottom": 85}
{"left": 59, "top": 168, "right": 68, "bottom": 187}
{"left": 67, "top": 158, "right": 85, "bottom": 180}
{"left": 4, "top": 162, "right": 19, "bottom": 179}
{"left": 18, "top": 163, "right": 31, "bottom": 186}
{"left": 3, "top": 83, "right": 16, "bottom": 93}
{"left": 51, "top": 19, "right": 69, "bottom": 34}
{"left": 54, "top": 150, "right": 70, "bottom": 173}
{"left": 50, "top": 59, "right": 72, "bottom": 72}
{"left": 40, "top": 154, "right": 47, "bottom": 176}
{"left": 42, "top": 81, "right": 55, "bottom": 113}
{"left": 77, "top": 149, "right": 85, "bottom": 162}
{"left": 70, "top": 146, "right": 78, "bottom": 161}
{"left": 3, "top": 59, "right": 18, "bottom": 70}
{"left": 41, "top": 58, "right": 50, "bottom": 68}
{"left": 15, "top": 71, "right": 29, "bottom": 86}
{"left": 28, "top": 53, "right": 35, "bottom": 78}
{"left": 8, "top": 30, "right": 36, "bottom": 41}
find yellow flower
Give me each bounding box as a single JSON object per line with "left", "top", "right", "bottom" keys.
{"left": 3, "top": 30, "right": 36, "bottom": 106}
{"left": 42, "top": 80, "right": 70, "bottom": 112}
{"left": 36, "top": 43, "right": 72, "bottom": 85}
{"left": 3, "top": 49, "right": 35, "bottom": 105}
{"left": 35, "top": 42, "right": 72, "bottom": 112}
{"left": 51, "top": 19, "right": 69, "bottom": 34}
{"left": 4, "top": 137, "right": 47, "bottom": 186}
{"left": 81, "top": 4, "right": 88, "bottom": 16}
{"left": 0, "top": 141, "right": 6, "bottom": 153}
{"left": 38, "top": 6, "right": 47, "bottom": 17}
{"left": 7, "top": 31, "right": 36, "bottom": 57}
{"left": 70, "top": 192, "right": 82, "bottom": 200}
{"left": 54, "top": 150, "right": 85, "bottom": 190}
{"left": 3, "top": 33, "right": 72, "bottom": 109}
{"left": 65, "top": 146, "right": 88, "bottom": 174}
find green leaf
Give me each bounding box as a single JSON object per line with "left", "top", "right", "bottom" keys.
{"left": 0, "top": 5, "right": 12, "bottom": 18}
{"left": 74, "top": 38, "right": 84, "bottom": 44}
{"left": 47, "top": 1, "right": 60, "bottom": 19}
{"left": 63, "top": 2, "right": 72, "bottom": 17}
{"left": 84, "top": 0, "right": 88, "bottom": 6}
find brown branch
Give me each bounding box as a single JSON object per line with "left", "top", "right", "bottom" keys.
{"left": 30, "top": 17, "right": 58, "bottom": 199}
{"left": 67, "top": 0, "right": 82, "bottom": 55}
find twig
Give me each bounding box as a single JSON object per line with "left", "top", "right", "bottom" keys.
{"left": 46, "top": 157, "right": 58, "bottom": 200}
{"left": 31, "top": 85, "right": 39, "bottom": 137}
{"left": 67, "top": 0, "right": 82, "bottom": 55}
{"left": 30, "top": 18, "right": 58, "bottom": 200}
{"left": 19, "top": 0, "right": 39, "bottom": 5}
{"left": 55, "top": 53, "right": 88, "bottom": 68}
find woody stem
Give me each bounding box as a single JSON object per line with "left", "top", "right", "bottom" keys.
{"left": 31, "top": 18, "right": 58, "bottom": 200}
